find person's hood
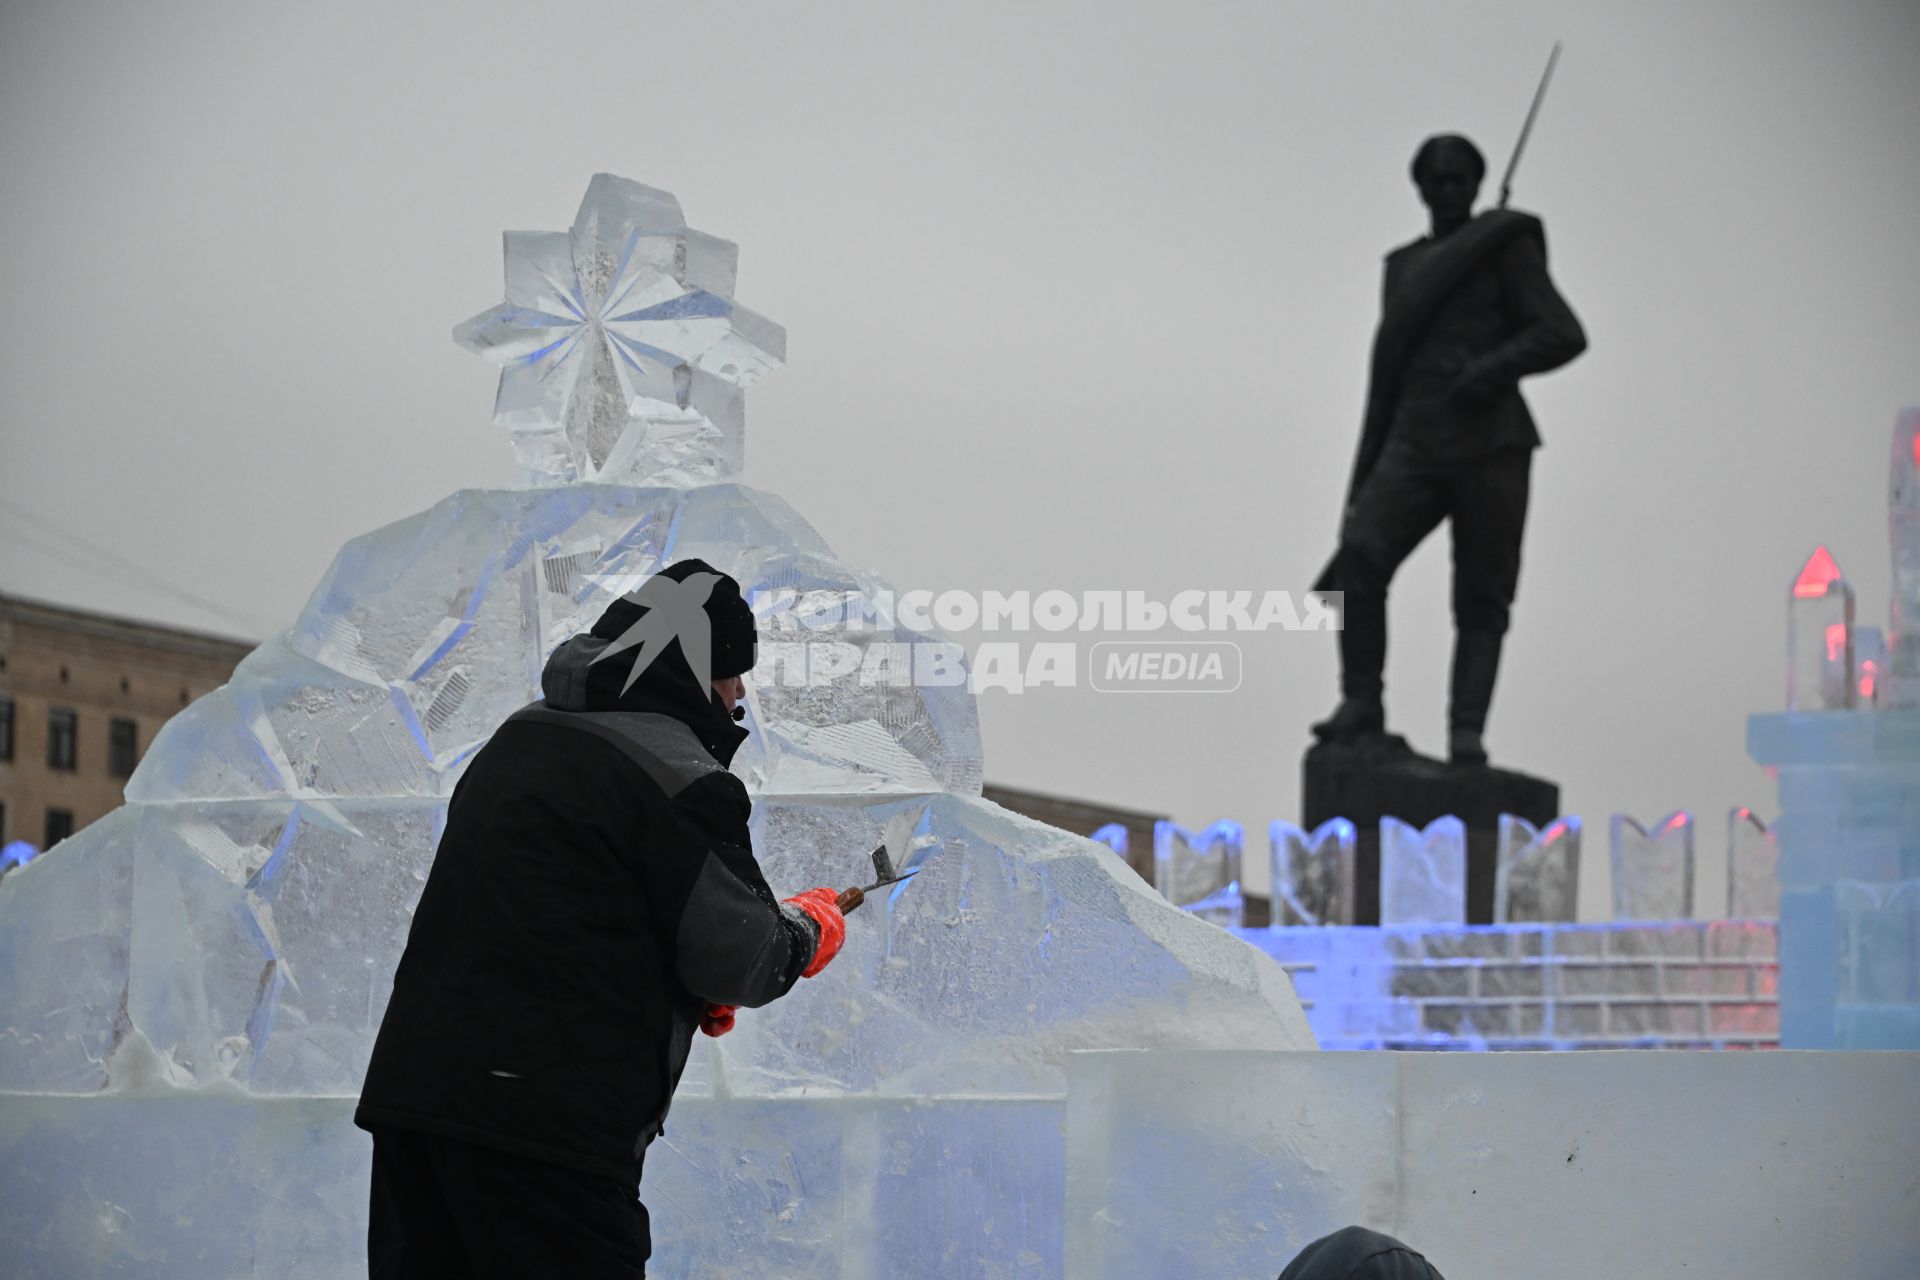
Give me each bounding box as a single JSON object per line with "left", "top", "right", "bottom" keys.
{"left": 541, "top": 630, "right": 750, "bottom": 767}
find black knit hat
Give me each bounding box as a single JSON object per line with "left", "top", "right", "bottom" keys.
{"left": 590, "top": 558, "right": 758, "bottom": 682}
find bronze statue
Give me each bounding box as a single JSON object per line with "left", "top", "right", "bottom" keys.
{"left": 1312, "top": 133, "right": 1586, "bottom": 765}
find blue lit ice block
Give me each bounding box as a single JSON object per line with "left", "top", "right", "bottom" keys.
{"left": 1153, "top": 820, "right": 1244, "bottom": 927}
{"left": 1379, "top": 817, "right": 1465, "bottom": 925}
{"left": 1237, "top": 920, "right": 1779, "bottom": 1050}
{"left": 1494, "top": 814, "right": 1580, "bottom": 924}
{"left": 1269, "top": 818, "right": 1355, "bottom": 926}
{"left": 1609, "top": 811, "right": 1695, "bottom": 921}
{"left": 1748, "top": 708, "right": 1920, "bottom": 1047}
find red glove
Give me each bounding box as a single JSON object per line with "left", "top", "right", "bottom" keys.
{"left": 699, "top": 1004, "right": 738, "bottom": 1037}
{"left": 783, "top": 887, "right": 846, "bottom": 978}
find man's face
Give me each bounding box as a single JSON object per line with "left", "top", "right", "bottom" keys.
{"left": 1416, "top": 144, "right": 1481, "bottom": 223}
{"left": 711, "top": 675, "right": 746, "bottom": 715}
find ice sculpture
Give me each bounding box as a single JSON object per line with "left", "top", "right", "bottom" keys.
{"left": 1152, "top": 819, "right": 1244, "bottom": 926}
{"left": 1748, "top": 412, "right": 1920, "bottom": 1049}
{"left": 1726, "top": 807, "right": 1779, "bottom": 919}
{"left": 453, "top": 174, "right": 784, "bottom": 488}
{"left": 1610, "top": 811, "right": 1695, "bottom": 921}
{"left": 1752, "top": 671, "right": 1920, "bottom": 1049}
{"left": 1268, "top": 818, "right": 1356, "bottom": 926}
{"left": 1787, "top": 545, "right": 1855, "bottom": 711}
{"left": 728, "top": 800, "right": 1297, "bottom": 1097}
{"left": 1493, "top": 813, "right": 1580, "bottom": 924}
{"left": 0, "top": 174, "right": 1312, "bottom": 1275}
{"left": 1886, "top": 407, "right": 1920, "bottom": 709}
{"left": 1379, "top": 816, "right": 1465, "bottom": 925}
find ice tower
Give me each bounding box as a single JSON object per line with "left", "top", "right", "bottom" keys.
{"left": 0, "top": 175, "right": 1311, "bottom": 1276}
{"left": 1749, "top": 407, "right": 1920, "bottom": 1049}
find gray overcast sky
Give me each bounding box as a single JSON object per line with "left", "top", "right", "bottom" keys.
{"left": 2, "top": 0, "right": 1915, "bottom": 912}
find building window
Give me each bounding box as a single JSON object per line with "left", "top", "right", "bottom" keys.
{"left": 47, "top": 708, "right": 77, "bottom": 771}
{"left": 109, "top": 718, "right": 139, "bottom": 778}
{"left": 44, "top": 808, "right": 74, "bottom": 847}
{"left": 0, "top": 696, "right": 13, "bottom": 762}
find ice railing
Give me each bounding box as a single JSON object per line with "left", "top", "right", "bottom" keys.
{"left": 1100, "top": 810, "right": 1788, "bottom": 1050}
{"left": 1099, "top": 807, "right": 1781, "bottom": 929}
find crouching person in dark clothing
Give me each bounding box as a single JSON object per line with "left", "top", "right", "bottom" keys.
{"left": 356, "top": 559, "right": 846, "bottom": 1278}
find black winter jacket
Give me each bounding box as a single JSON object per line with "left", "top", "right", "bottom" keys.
{"left": 354, "top": 633, "right": 818, "bottom": 1181}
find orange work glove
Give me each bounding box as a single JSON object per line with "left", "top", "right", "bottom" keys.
{"left": 699, "top": 1003, "right": 738, "bottom": 1037}
{"left": 783, "top": 887, "right": 847, "bottom": 978}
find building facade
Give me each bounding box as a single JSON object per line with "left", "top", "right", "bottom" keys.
{"left": 0, "top": 593, "right": 254, "bottom": 857}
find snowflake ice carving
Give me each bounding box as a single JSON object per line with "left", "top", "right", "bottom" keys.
{"left": 454, "top": 174, "right": 786, "bottom": 487}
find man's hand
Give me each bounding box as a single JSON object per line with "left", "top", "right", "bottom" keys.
{"left": 699, "top": 1003, "right": 738, "bottom": 1037}
{"left": 783, "top": 887, "right": 847, "bottom": 978}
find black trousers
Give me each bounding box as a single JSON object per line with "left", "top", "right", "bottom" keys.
{"left": 1334, "top": 446, "right": 1531, "bottom": 699}
{"left": 368, "top": 1129, "right": 650, "bottom": 1279}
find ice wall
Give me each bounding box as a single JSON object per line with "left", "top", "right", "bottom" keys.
{"left": 1066, "top": 1050, "right": 1920, "bottom": 1280}
{"left": 1240, "top": 920, "right": 1780, "bottom": 1050}
{"left": 0, "top": 1091, "right": 1068, "bottom": 1279}
{"left": 8, "top": 1051, "right": 1906, "bottom": 1278}
{"left": 1747, "top": 710, "right": 1920, "bottom": 1048}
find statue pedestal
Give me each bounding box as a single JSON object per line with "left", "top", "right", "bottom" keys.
{"left": 1302, "top": 737, "right": 1559, "bottom": 924}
